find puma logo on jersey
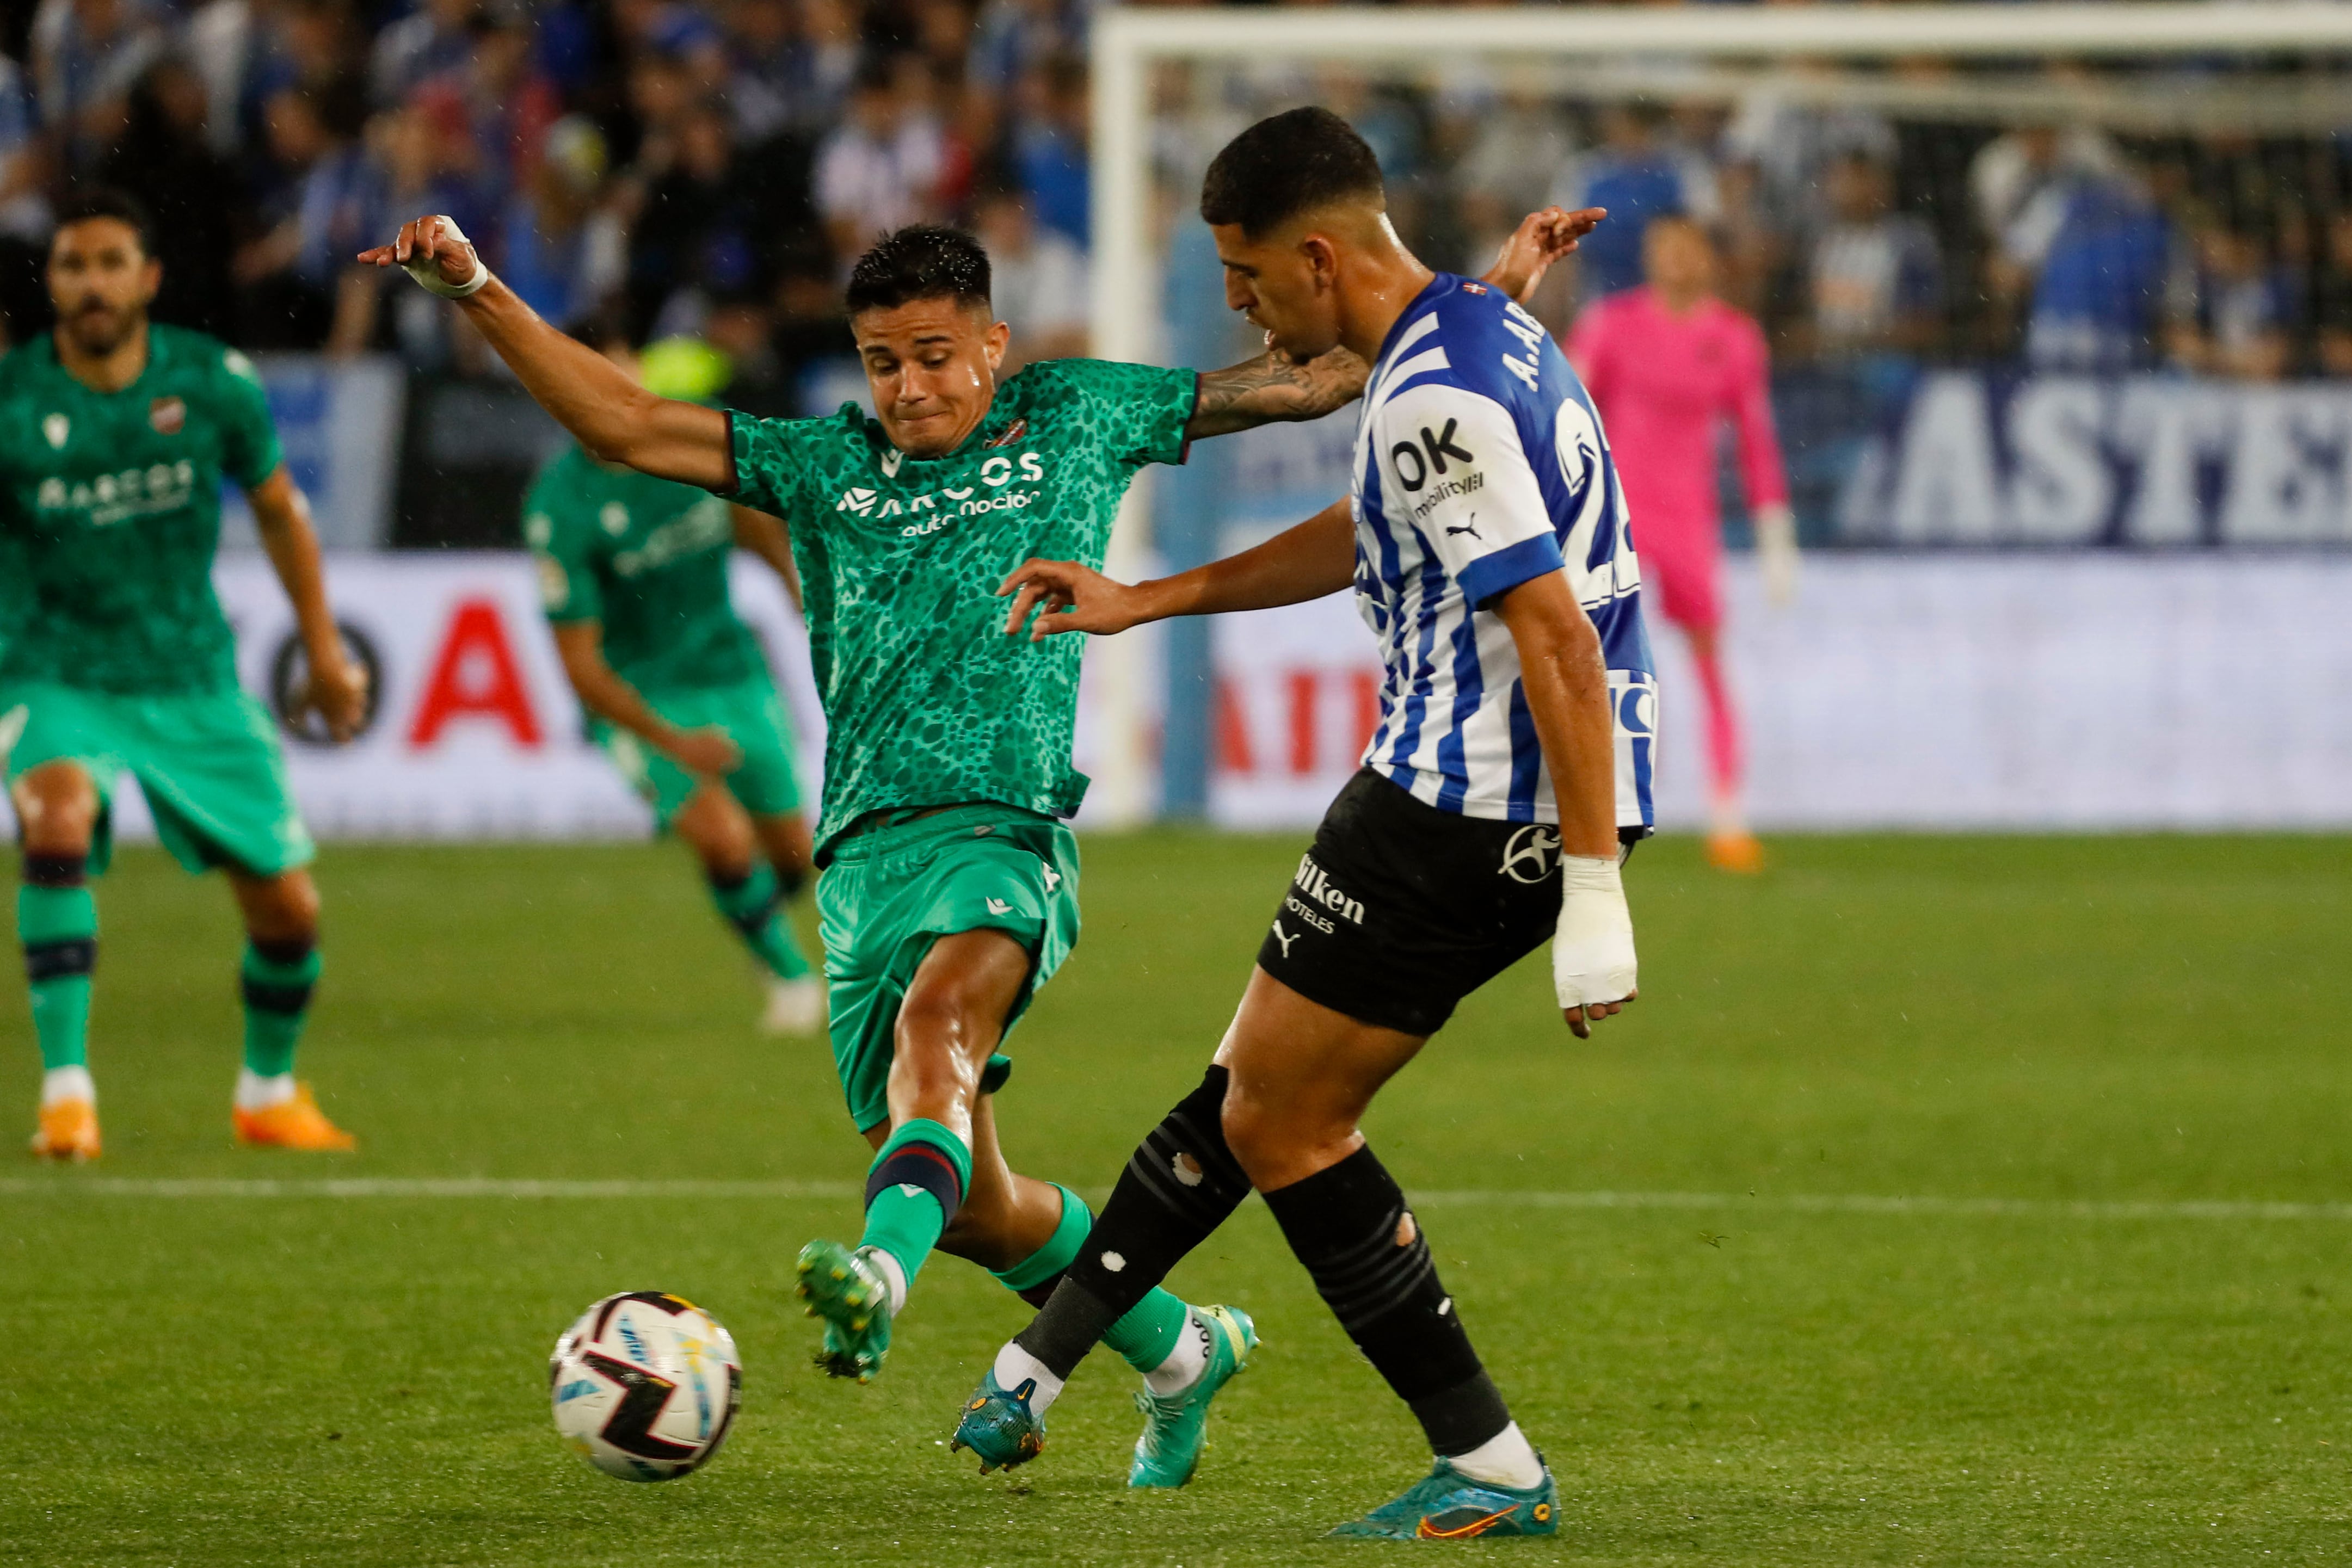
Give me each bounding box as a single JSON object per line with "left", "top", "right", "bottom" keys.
{"left": 1445, "top": 516, "right": 1482, "bottom": 539}
{"left": 1040, "top": 861, "right": 1061, "bottom": 892}
{"left": 1269, "top": 922, "right": 1298, "bottom": 957}
{"left": 42, "top": 413, "right": 67, "bottom": 449}
{"left": 986, "top": 897, "right": 1012, "bottom": 915}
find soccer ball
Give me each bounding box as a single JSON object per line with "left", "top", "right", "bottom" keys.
{"left": 550, "top": 1291, "right": 742, "bottom": 1481}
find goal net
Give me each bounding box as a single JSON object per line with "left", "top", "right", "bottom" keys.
{"left": 1084, "top": 4, "right": 2352, "bottom": 828}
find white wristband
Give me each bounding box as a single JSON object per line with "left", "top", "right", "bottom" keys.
{"left": 1553, "top": 854, "right": 1637, "bottom": 1014}
{"left": 403, "top": 217, "right": 491, "bottom": 299}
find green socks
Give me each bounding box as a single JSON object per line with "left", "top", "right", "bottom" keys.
{"left": 240, "top": 941, "right": 321, "bottom": 1078}
{"left": 858, "top": 1118, "right": 972, "bottom": 1289}
{"left": 20, "top": 881, "right": 97, "bottom": 1072}
{"left": 708, "top": 863, "right": 813, "bottom": 980}
{"left": 994, "top": 1184, "right": 1192, "bottom": 1374}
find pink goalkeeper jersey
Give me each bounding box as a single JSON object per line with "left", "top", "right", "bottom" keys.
{"left": 1567, "top": 287, "right": 1788, "bottom": 553}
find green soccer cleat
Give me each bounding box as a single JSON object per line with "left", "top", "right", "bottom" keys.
{"left": 792, "top": 1240, "right": 893, "bottom": 1381}
{"left": 1325, "top": 1456, "right": 1560, "bottom": 1540}
{"left": 948, "top": 1367, "right": 1048, "bottom": 1474}
{"left": 1128, "top": 1304, "right": 1258, "bottom": 1489}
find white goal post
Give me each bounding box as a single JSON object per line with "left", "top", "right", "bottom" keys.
{"left": 1080, "top": 2, "right": 2352, "bottom": 826}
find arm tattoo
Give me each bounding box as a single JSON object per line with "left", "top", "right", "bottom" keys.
{"left": 1186, "top": 347, "right": 1371, "bottom": 439}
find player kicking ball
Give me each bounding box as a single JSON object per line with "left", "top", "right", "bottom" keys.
{"left": 365, "top": 201, "right": 1586, "bottom": 1486}
{"left": 526, "top": 329, "right": 823, "bottom": 1034}
{"left": 4, "top": 189, "right": 367, "bottom": 1160}
{"left": 958, "top": 109, "right": 1652, "bottom": 1539}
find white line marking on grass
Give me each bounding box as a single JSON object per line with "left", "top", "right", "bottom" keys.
{"left": 1, "top": 1178, "right": 2348, "bottom": 1221}
{"left": 1412, "top": 1190, "right": 2352, "bottom": 1222}
{"left": 0, "top": 1177, "right": 861, "bottom": 1199}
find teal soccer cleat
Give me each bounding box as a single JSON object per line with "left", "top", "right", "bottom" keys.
{"left": 793, "top": 1240, "right": 893, "bottom": 1382}
{"left": 1128, "top": 1304, "right": 1258, "bottom": 1489}
{"left": 949, "top": 1368, "right": 1048, "bottom": 1473}
{"left": 1326, "top": 1456, "right": 1560, "bottom": 1540}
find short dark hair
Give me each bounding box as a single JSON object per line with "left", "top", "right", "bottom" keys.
{"left": 51, "top": 187, "right": 156, "bottom": 256}
{"left": 844, "top": 224, "right": 992, "bottom": 316}
{"left": 1199, "top": 107, "right": 1384, "bottom": 239}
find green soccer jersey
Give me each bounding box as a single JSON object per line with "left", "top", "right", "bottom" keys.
{"left": 525, "top": 446, "right": 762, "bottom": 693}
{"left": 722, "top": 357, "right": 1195, "bottom": 855}
{"left": 0, "top": 326, "right": 284, "bottom": 695}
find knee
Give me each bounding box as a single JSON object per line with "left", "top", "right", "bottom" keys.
{"left": 1220, "top": 1094, "right": 1283, "bottom": 1184}
{"left": 13, "top": 768, "right": 97, "bottom": 855}
{"left": 1223, "top": 1090, "right": 1355, "bottom": 1192}
{"left": 895, "top": 972, "right": 996, "bottom": 1063}
{"left": 249, "top": 876, "right": 321, "bottom": 947}
{"left": 890, "top": 1011, "right": 983, "bottom": 1110}
{"left": 681, "top": 797, "right": 755, "bottom": 879}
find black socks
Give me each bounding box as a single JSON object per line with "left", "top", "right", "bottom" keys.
{"left": 1259, "top": 1143, "right": 1512, "bottom": 1458}
{"left": 1015, "top": 1065, "right": 1253, "bottom": 1378}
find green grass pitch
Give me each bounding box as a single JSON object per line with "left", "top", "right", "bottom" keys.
{"left": 2, "top": 833, "right": 2348, "bottom": 1565}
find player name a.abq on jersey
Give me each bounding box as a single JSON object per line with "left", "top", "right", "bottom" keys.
{"left": 36, "top": 461, "right": 200, "bottom": 527}
{"left": 836, "top": 449, "right": 1050, "bottom": 536}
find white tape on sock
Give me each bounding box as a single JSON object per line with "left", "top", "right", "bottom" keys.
{"left": 41, "top": 1065, "right": 95, "bottom": 1107}
{"left": 1449, "top": 1421, "right": 1545, "bottom": 1490}
{"left": 992, "top": 1342, "right": 1065, "bottom": 1413}
{"left": 234, "top": 1070, "right": 296, "bottom": 1112}
{"left": 1142, "top": 1307, "right": 1213, "bottom": 1395}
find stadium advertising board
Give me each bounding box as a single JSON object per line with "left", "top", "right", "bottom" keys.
{"left": 103, "top": 555, "right": 822, "bottom": 843}
{"left": 1823, "top": 373, "right": 2352, "bottom": 547}
{"left": 104, "top": 554, "right": 1143, "bottom": 844}
{"left": 87, "top": 548, "right": 2352, "bottom": 841}
{"left": 1209, "top": 555, "right": 2352, "bottom": 831}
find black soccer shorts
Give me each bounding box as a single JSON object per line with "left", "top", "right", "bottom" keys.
{"left": 1255, "top": 768, "right": 1637, "bottom": 1037}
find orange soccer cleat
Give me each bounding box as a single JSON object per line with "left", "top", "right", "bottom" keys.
{"left": 29, "top": 1097, "right": 101, "bottom": 1162}
{"left": 233, "top": 1083, "right": 357, "bottom": 1151}
{"left": 1705, "top": 830, "right": 1767, "bottom": 875}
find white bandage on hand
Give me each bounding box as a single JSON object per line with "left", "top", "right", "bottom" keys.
{"left": 1553, "top": 854, "right": 1637, "bottom": 1015}
{"left": 403, "top": 217, "right": 490, "bottom": 299}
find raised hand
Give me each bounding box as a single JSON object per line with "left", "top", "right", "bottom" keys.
{"left": 998, "top": 558, "right": 1150, "bottom": 643}
{"left": 356, "top": 215, "right": 487, "bottom": 298}
{"left": 1484, "top": 206, "right": 1606, "bottom": 305}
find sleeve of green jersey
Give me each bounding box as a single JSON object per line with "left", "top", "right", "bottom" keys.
{"left": 723, "top": 410, "right": 818, "bottom": 519}
{"left": 216, "top": 347, "right": 285, "bottom": 489}
{"left": 1057, "top": 360, "right": 1198, "bottom": 470}
{"left": 522, "top": 465, "right": 603, "bottom": 625}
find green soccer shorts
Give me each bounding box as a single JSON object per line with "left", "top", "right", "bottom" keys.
{"left": 595, "top": 676, "right": 806, "bottom": 830}
{"left": 2, "top": 682, "right": 315, "bottom": 878}
{"left": 816, "top": 802, "right": 1082, "bottom": 1132}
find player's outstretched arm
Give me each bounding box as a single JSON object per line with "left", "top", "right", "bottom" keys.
{"left": 1000, "top": 497, "right": 1354, "bottom": 640}
{"left": 357, "top": 217, "right": 732, "bottom": 491}
{"left": 1484, "top": 205, "right": 1605, "bottom": 305}
{"left": 549, "top": 622, "right": 742, "bottom": 776}
{"left": 1493, "top": 573, "right": 1636, "bottom": 1038}
{"left": 731, "top": 507, "right": 803, "bottom": 614}
{"left": 1182, "top": 206, "right": 1604, "bottom": 441}
{"left": 247, "top": 467, "right": 367, "bottom": 743}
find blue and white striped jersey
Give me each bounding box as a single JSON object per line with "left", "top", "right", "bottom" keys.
{"left": 1351, "top": 273, "right": 1657, "bottom": 828}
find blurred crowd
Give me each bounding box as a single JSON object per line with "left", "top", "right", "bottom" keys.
{"left": 1153, "top": 67, "right": 2352, "bottom": 384}
{"left": 0, "top": 0, "right": 1107, "bottom": 402}
{"left": 0, "top": 0, "right": 2345, "bottom": 401}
